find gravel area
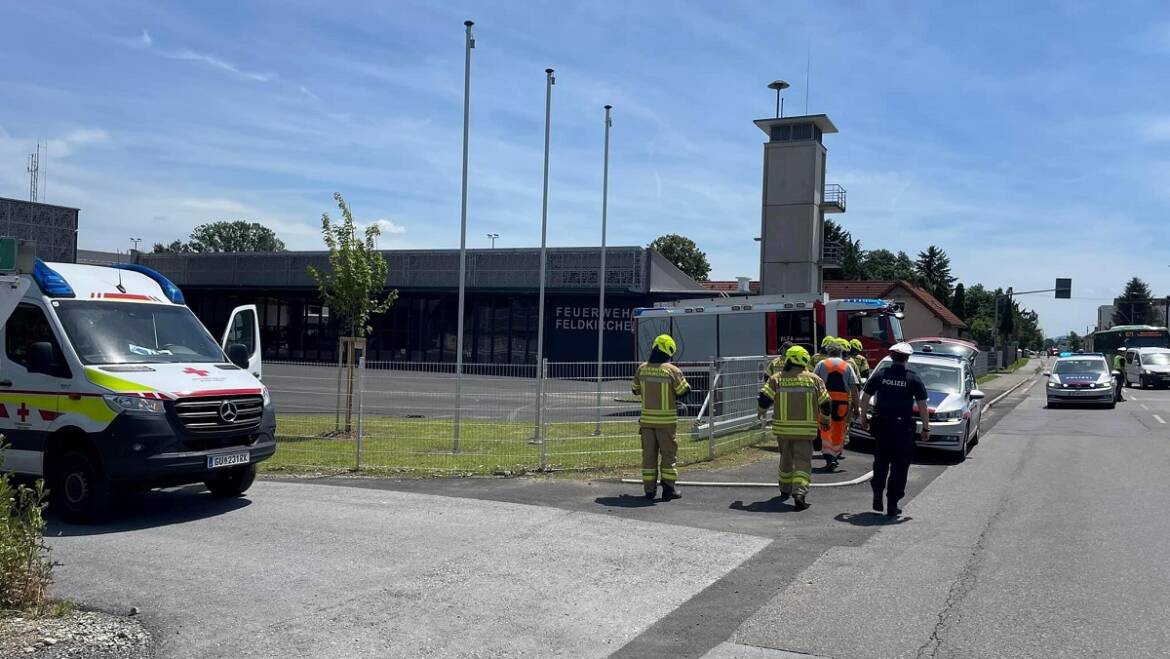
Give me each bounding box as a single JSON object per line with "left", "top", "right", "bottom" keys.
{"left": 0, "top": 610, "right": 153, "bottom": 659}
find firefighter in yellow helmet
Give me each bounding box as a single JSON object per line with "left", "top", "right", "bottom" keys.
{"left": 814, "top": 338, "right": 861, "bottom": 471}
{"left": 764, "top": 340, "right": 796, "bottom": 380}
{"left": 848, "top": 338, "right": 871, "bottom": 380}
{"left": 757, "top": 345, "right": 832, "bottom": 511}
{"left": 632, "top": 334, "right": 691, "bottom": 501}
{"left": 812, "top": 335, "right": 834, "bottom": 367}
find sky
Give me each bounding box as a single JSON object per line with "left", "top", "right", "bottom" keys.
{"left": 1, "top": 0, "right": 1169, "bottom": 336}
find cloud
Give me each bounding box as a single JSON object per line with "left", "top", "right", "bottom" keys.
{"left": 161, "top": 49, "right": 275, "bottom": 82}
{"left": 45, "top": 128, "right": 110, "bottom": 158}
{"left": 1137, "top": 116, "right": 1170, "bottom": 142}
{"left": 298, "top": 85, "right": 319, "bottom": 101}
{"left": 367, "top": 218, "right": 406, "bottom": 235}
{"left": 116, "top": 29, "right": 152, "bottom": 49}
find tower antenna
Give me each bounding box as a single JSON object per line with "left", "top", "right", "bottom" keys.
{"left": 804, "top": 40, "right": 811, "bottom": 115}
{"left": 26, "top": 143, "right": 40, "bottom": 202}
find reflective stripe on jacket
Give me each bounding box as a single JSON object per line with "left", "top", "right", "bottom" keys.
{"left": 632, "top": 362, "right": 690, "bottom": 428}
{"left": 760, "top": 370, "right": 830, "bottom": 437}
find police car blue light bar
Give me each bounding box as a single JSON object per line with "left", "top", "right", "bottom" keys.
{"left": 112, "top": 263, "right": 185, "bottom": 304}
{"left": 33, "top": 259, "right": 76, "bottom": 297}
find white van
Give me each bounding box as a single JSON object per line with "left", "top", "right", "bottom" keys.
{"left": 1124, "top": 347, "right": 1170, "bottom": 389}
{"left": 0, "top": 259, "right": 274, "bottom": 522}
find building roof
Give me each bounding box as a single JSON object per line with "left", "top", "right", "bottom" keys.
{"left": 136, "top": 246, "right": 708, "bottom": 295}
{"left": 753, "top": 114, "right": 838, "bottom": 135}
{"left": 823, "top": 280, "right": 968, "bottom": 329}
{"left": 700, "top": 280, "right": 762, "bottom": 295}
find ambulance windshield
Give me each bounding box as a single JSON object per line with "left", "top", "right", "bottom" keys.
{"left": 55, "top": 301, "right": 225, "bottom": 365}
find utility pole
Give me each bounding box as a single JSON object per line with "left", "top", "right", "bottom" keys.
{"left": 594, "top": 105, "right": 612, "bottom": 436}
{"left": 453, "top": 19, "right": 475, "bottom": 453}
{"left": 533, "top": 67, "right": 554, "bottom": 443}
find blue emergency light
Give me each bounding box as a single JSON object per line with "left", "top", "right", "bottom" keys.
{"left": 33, "top": 259, "right": 76, "bottom": 297}
{"left": 112, "top": 263, "right": 185, "bottom": 304}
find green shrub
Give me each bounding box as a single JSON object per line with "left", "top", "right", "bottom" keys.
{"left": 0, "top": 443, "right": 54, "bottom": 615}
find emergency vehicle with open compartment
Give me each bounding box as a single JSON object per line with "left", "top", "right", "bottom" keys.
{"left": 0, "top": 257, "right": 273, "bottom": 522}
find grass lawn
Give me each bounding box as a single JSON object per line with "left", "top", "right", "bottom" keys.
{"left": 265, "top": 415, "right": 767, "bottom": 475}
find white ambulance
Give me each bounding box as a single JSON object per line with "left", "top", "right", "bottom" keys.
{"left": 0, "top": 259, "right": 274, "bottom": 522}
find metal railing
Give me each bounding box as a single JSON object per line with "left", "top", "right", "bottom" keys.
{"left": 263, "top": 355, "right": 778, "bottom": 475}
{"left": 822, "top": 240, "right": 843, "bottom": 267}
{"left": 823, "top": 183, "right": 847, "bottom": 212}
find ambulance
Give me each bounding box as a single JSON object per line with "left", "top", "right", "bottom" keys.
{"left": 0, "top": 258, "right": 274, "bottom": 522}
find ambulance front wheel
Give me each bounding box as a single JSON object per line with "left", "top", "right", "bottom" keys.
{"left": 204, "top": 463, "right": 257, "bottom": 498}
{"left": 50, "top": 448, "right": 112, "bottom": 524}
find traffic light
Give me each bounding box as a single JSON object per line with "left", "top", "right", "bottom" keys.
{"left": 1055, "top": 278, "right": 1071, "bottom": 299}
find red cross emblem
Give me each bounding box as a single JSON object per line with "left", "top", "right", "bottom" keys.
{"left": 183, "top": 367, "right": 210, "bottom": 377}
{"left": 17, "top": 402, "right": 29, "bottom": 422}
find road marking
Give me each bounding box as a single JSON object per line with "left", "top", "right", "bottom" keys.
{"left": 1140, "top": 404, "right": 1149, "bottom": 410}
{"left": 1154, "top": 415, "right": 1167, "bottom": 425}
{"left": 1129, "top": 394, "right": 1141, "bottom": 401}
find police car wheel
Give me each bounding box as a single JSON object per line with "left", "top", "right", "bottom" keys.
{"left": 51, "top": 450, "right": 112, "bottom": 524}
{"left": 204, "top": 464, "right": 257, "bottom": 498}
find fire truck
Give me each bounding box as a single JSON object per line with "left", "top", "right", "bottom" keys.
{"left": 633, "top": 292, "right": 906, "bottom": 365}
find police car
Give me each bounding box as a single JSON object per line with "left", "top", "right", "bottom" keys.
{"left": 1045, "top": 353, "right": 1116, "bottom": 408}
{"left": 0, "top": 259, "right": 275, "bottom": 522}
{"left": 850, "top": 351, "right": 985, "bottom": 460}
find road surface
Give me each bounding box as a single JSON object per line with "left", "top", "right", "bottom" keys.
{"left": 45, "top": 364, "right": 1170, "bottom": 658}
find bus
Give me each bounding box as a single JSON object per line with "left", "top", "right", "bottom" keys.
{"left": 1085, "top": 325, "right": 1170, "bottom": 355}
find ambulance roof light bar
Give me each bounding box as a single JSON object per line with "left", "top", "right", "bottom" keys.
{"left": 111, "top": 263, "right": 185, "bottom": 304}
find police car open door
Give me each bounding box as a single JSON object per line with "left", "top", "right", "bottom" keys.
{"left": 221, "top": 304, "right": 262, "bottom": 380}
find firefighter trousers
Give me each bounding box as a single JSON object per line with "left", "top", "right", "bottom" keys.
{"left": 776, "top": 435, "right": 814, "bottom": 497}
{"left": 871, "top": 417, "right": 916, "bottom": 506}
{"left": 820, "top": 397, "right": 850, "bottom": 458}
{"left": 640, "top": 426, "right": 678, "bottom": 493}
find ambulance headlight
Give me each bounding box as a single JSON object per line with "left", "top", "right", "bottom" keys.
{"left": 261, "top": 387, "right": 272, "bottom": 407}
{"left": 104, "top": 395, "right": 165, "bottom": 415}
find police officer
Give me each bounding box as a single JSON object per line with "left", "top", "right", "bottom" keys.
{"left": 858, "top": 342, "right": 930, "bottom": 517}
{"left": 757, "top": 346, "right": 832, "bottom": 511}
{"left": 632, "top": 334, "right": 691, "bottom": 501}
{"left": 1113, "top": 349, "right": 1126, "bottom": 402}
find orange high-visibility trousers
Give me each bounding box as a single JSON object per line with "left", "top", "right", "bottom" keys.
{"left": 819, "top": 392, "right": 850, "bottom": 457}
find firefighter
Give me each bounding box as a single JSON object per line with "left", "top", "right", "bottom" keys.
{"left": 859, "top": 342, "right": 930, "bottom": 517}
{"left": 814, "top": 337, "right": 860, "bottom": 471}
{"left": 632, "top": 334, "right": 691, "bottom": 501}
{"left": 1113, "top": 349, "right": 1126, "bottom": 402}
{"left": 812, "top": 336, "right": 835, "bottom": 367}
{"left": 765, "top": 340, "right": 795, "bottom": 380}
{"left": 849, "top": 338, "right": 871, "bottom": 380}
{"left": 757, "top": 345, "right": 831, "bottom": 511}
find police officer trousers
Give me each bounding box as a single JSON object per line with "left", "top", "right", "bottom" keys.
{"left": 871, "top": 416, "right": 916, "bottom": 505}
{"left": 640, "top": 426, "right": 678, "bottom": 493}
{"left": 776, "top": 434, "right": 814, "bottom": 497}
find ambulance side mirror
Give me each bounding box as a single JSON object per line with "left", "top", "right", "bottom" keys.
{"left": 27, "top": 342, "right": 55, "bottom": 376}
{"left": 226, "top": 343, "right": 249, "bottom": 370}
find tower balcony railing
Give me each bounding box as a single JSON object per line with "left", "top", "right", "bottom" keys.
{"left": 822, "top": 240, "right": 842, "bottom": 268}
{"left": 823, "top": 184, "right": 846, "bottom": 213}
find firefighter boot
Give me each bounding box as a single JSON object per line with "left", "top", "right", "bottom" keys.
{"left": 661, "top": 482, "right": 681, "bottom": 501}
{"left": 793, "top": 495, "right": 810, "bottom": 511}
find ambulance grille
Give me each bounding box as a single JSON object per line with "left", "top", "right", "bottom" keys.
{"left": 171, "top": 395, "right": 263, "bottom": 433}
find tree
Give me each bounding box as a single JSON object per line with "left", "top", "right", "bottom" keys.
{"left": 152, "top": 221, "right": 286, "bottom": 253}
{"left": 949, "top": 283, "right": 967, "bottom": 320}
{"left": 1066, "top": 331, "right": 1084, "bottom": 352}
{"left": 648, "top": 234, "right": 711, "bottom": 281}
{"left": 914, "top": 245, "right": 956, "bottom": 306}
{"left": 308, "top": 193, "right": 397, "bottom": 433}
{"left": 308, "top": 193, "right": 397, "bottom": 339}
{"left": 1112, "top": 277, "right": 1157, "bottom": 325}
{"left": 861, "top": 249, "right": 916, "bottom": 281}
{"left": 822, "top": 219, "right": 866, "bottom": 281}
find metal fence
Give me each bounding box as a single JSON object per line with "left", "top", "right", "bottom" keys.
{"left": 262, "top": 355, "right": 777, "bottom": 474}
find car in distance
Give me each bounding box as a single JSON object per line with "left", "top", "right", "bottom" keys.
{"left": 1124, "top": 347, "right": 1170, "bottom": 389}
{"left": 850, "top": 352, "right": 985, "bottom": 460}
{"left": 1045, "top": 354, "right": 1116, "bottom": 408}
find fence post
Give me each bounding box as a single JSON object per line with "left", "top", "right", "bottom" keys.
{"left": 354, "top": 344, "right": 366, "bottom": 471}
{"left": 539, "top": 358, "right": 549, "bottom": 470}
{"left": 707, "top": 358, "right": 717, "bottom": 461}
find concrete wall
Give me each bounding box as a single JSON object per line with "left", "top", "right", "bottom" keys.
{"left": 759, "top": 133, "right": 826, "bottom": 295}
{"left": 0, "top": 197, "right": 78, "bottom": 263}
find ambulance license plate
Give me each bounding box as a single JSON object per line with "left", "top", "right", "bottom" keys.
{"left": 208, "top": 452, "right": 250, "bottom": 469}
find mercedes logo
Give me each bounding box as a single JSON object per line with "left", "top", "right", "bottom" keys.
{"left": 218, "top": 400, "right": 239, "bottom": 423}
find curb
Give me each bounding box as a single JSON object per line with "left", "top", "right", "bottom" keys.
{"left": 619, "top": 471, "right": 872, "bottom": 489}
{"left": 985, "top": 374, "right": 1036, "bottom": 410}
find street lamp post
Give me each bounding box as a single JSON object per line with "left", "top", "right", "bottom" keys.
{"left": 454, "top": 19, "right": 474, "bottom": 453}
{"left": 534, "top": 68, "right": 554, "bottom": 445}
{"left": 594, "top": 105, "right": 612, "bottom": 436}
{"left": 486, "top": 233, "right": 499, "bottom": 248}
{"left": 130, "top": 237, "right": 142, "bottom": 252}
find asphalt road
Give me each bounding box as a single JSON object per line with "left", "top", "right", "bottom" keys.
{"left": 50, "top": 361, "right": 1170, "bottom": 658}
